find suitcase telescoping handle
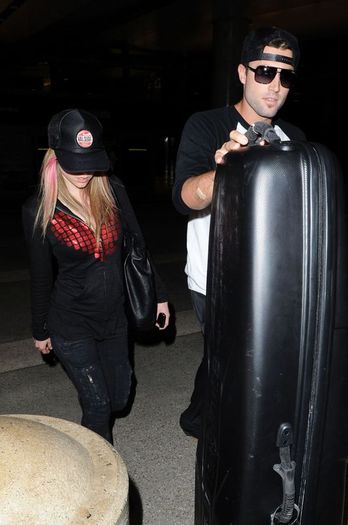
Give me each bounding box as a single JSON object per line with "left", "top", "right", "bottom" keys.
{"left": 245, "top": 122, "right": 281, "bottom": 145}
{"left": 271, "top": 423, "right": 298, "bottom": 524}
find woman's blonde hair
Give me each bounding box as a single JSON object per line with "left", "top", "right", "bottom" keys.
{"left": 35, "top": 148, "right": 116, "bottom": 241}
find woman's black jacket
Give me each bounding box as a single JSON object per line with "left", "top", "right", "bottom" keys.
{"left": 22, "top": 175, "right": 167, "bottom": 341}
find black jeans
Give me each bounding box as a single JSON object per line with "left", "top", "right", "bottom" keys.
{"left": 190, "top": 290, "right": 206, "bottom": 332}
{"left": 51, "top": 326, "right": 132, "bottom": 444}
{"left": 187, "top": 290, "right": 206, "bottom": 410}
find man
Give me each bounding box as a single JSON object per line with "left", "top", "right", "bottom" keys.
{"left": 172, "top": 26, "right": 306, "bottom": 439}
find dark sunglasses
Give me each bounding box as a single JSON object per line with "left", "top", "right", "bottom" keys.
{"left": 246, "top": 65, "right": 296, "bottom": 89}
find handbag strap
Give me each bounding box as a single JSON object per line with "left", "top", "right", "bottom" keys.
{"left": 110, "top": 181, "right": 129, "bottom": 233}
{"left": 108, "top": 175, "right": 168, "bottom": 302}
{"left": 109, "top": 176, "right": 146, "bottom": 246}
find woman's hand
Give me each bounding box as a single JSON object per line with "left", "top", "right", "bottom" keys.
{"left": 156, "top": 302, "right": 170, "bottom": 330}
{"left": 34, "top": 337, "right": 52, "bottom": 354}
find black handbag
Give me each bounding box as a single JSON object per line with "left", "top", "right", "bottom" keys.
{"left": 111, "top": 182, "right": 157, "bottom": 331}
{"left": 122, "top": 229, "right": 157, "bottom": 331}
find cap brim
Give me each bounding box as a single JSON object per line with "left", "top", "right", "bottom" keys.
{"left": 56, "top": 149, "right": 111, "bottom": 174}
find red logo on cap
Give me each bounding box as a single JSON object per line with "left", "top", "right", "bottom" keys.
{"left": 76, "top": 130, "right": 93, "bottom": 148}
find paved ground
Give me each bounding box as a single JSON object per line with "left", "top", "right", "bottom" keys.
{"left": 0, "top": 191, "right": 204, "bottom": 524}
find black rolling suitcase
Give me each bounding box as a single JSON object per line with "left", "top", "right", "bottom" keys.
{"left": 195, "top": 139, "right": 348, "bottom": 525}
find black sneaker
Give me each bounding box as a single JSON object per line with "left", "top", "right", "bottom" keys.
{"left": 179, "top": 407, "right": 201, "bottom": 439}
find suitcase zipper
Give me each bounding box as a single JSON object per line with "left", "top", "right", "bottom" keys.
{"left": 295, "top": 145, "right": 333, "bottom": 525}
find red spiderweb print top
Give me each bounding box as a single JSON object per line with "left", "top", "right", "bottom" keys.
{"left": 51, "top": 210, "right": 121, "bottom": 261}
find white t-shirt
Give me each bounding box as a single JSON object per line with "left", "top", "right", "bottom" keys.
{"left": 186, "top": 123, "right": 290, "bottom": 295}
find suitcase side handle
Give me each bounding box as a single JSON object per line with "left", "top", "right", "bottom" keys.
{"left": 272, "top": 423, "right": 297, "bottom": 524}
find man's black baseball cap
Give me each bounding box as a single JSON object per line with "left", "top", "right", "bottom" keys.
{"left": 48, "top": 108, "right": 111, "bottom": 174}
{"left": 241, "top": 26, "right": 300, "bottom": 69}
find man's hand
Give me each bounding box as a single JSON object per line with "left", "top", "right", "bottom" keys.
{"left": 181, "top": 129, "right": 261, "bottom": 211}
{"left": 214, "top": 130, "right": 249, "bottom": 164}
{"left": 34, "top": 337, "right": 52, "bottom": 354}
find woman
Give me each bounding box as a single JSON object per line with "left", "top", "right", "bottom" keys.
{"left": 22, "top": 108, "right": 170, "bottom": 443}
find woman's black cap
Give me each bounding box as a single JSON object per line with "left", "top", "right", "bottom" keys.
{"left": 48, "top": 109, "right": 110, "bottom": 174}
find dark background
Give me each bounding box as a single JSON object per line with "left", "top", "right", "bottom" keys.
{"left": 0, "top": 0, "right": 347, "bottom": 212}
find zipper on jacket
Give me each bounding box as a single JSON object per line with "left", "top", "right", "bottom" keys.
{"left": 55, "top": 202, "right": 102, "bottom": 258}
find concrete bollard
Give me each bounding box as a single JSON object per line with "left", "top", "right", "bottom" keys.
{"left": 0, "top": 414, "right": 129, "bottom": 524}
